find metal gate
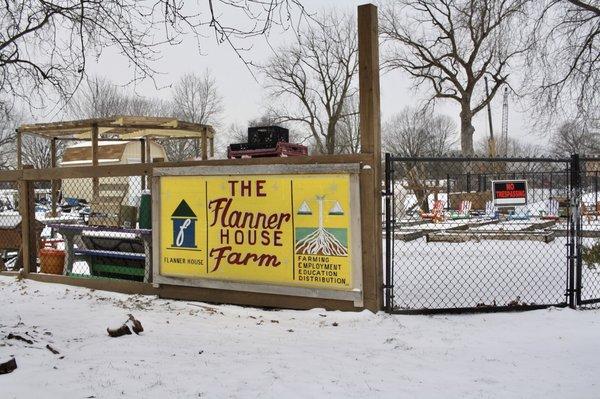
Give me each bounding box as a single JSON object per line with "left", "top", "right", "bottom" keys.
{"left": 383, "top": 155, "right": 597, "bottom": 313}
{"left": 577, "top": 157, "right": 600, "bottom": 308}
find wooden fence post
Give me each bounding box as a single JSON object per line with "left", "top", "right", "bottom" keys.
{"left": 19, "top": 165, "right": 36, "bottom": 274}
{"left": 16, "top": 129, "right": 22, "bottom": 170}
{"left": 91, "top": 123, "right": 99, "bottom": 198}
{"left": 201, "top": 128, "right": 208, "bottom": 160}
{"left": 140, "top": 138, "right": 147, "bottom": 190}
{"left": 51, "top": 138, "right": 58, "bottom": 217}
{"left": 358, "top": 3, "right": 383, "bottom": 311}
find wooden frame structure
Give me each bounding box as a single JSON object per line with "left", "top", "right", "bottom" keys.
{"left": 16, "top": 116, "right": 215, "bottom": 216}
{"left": 17, "top": 116, "right": 216, "bottom": 168}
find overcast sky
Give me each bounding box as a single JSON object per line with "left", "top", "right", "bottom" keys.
{"left": 81, "top": 0, "right": 533, "bottom": 150}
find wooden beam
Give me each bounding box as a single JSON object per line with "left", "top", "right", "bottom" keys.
{"left": 19, "top": 165, "right": 36, "bottom": 274}
{"left": 357, "top": 4, "right": 383, "bottom": 312}
{"left": 210, "top": 137, "right": 215, "bottom": 158}
{"left": 358, "top": 4, "right": 381, "bottom": 155}
{"left": 146, "top": 138, "right": 153, "bottom": 191}
{"left": 140, "top": 139, "right": 146, "bottom": 190}
{"left": 51, "top": 138, "right": 58, "bottom": 217}
{"left": 145, "top": 137, "right": 152, "bottom": 164}
{"left": 91, "top": 123, "right": 99, "bottom": 197}
{"left": 16, "top": 129, "right": 22, "bottom": 169}
{"left": 201, "top": 127, "right": 208, "bottom": 160}
{"left": 20, "top": 153, "right": 372, "bottom": 181}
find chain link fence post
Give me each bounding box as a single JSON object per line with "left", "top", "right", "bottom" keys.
{"left": 568, "top": 153, "right": 581, "bottom": 308}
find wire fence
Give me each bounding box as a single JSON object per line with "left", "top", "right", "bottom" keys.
{"left": 0, "top": 181, "right": 21, "bottom": 271}
{"left": 1, "top": 173, "right": 153, "bottom": 283}
{"left": 578, "top": 158, "right": 600, "bottom": 308}
{"left": 384, "top": 155, "right": 600, "bottom": 313}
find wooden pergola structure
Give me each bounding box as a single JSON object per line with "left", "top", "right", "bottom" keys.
{"left": 16, "top": 116, "right": 216, "bottom": 216}
{"left": 17, "top": 116, "right": 216, "bottom": 168}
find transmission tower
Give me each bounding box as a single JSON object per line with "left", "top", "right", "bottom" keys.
{"left": 501, "top": 87, "right": 509, "bottom": 156}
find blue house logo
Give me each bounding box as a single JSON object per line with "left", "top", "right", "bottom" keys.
{"left": 171, "top": 200, "right": 197, "bottom": 249}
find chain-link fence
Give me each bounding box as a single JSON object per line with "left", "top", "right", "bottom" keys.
{"left": 0, "top": 181, "right": 21, "bottom": 270}
{"left": 384, "top": 156, "right": 577, "bottom": 313}
{"left": 578, "top": 157, "right": 600, "bottom": 308}
{"left": 30, "top": 173, "right": 152, "bottom": 282}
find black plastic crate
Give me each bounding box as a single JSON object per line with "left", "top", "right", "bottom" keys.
{"left": 248, "top": 126, "right": 289, "bottom": 147}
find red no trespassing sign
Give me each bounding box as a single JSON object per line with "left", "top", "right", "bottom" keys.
{"left": 492, "top": 180, "right": 528, "bottom": 206}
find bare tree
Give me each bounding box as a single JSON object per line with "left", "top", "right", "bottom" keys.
{"left": 381, "top": 0, "right": 530, "bottom": 155}
{"left": 476, "top": 135, "right": 544, "bottom": 157}
{"left": 550, "top": 120, "right": 600, "bottom": 156}
{"left": 0, "top": 108, "right": 19, "bottom": 169}
{"left": 172, "top": 72, "right": 223, "bottom": 127}
{"left": 68, "top": 77, "right": 130, "bottom": 119}
{"left": 225, "top": 123, "right": 248, "bottom": 145}
{"left": 262, "top": 10, "right": 359, "bottom": 154}
{"left": 162, "top": 71, "right": 224, "bottom": 160}
{"left": 527, "top": 0, "right": 600, "bottom": 123}
{"left": 0, "top": 1, "right": 306, "bottom": 111}
{"left": 69, "top": 76, "right": 173, "bottom": 119}
{"left": 383, "top": 107, "right": 457, "bottom": 212}
{"left": 336, "top": 95, "right": 361, "bottom": 154}
{"left": 382, "top": 108, "right": 457, "bottom": 157}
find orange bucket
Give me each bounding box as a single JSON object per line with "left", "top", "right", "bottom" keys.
{"left": 39, "top": 242, "right": 65, "bottom": 275}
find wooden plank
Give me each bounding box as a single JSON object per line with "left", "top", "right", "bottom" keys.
{"left": 98, "top": 183, "right": 129, "bottom": 192}
{"left": 358, "top": 4, "right": 381, "bottom": 156}
{"left": 358, "top": 4, "right": 383, "bottom": 312}
{"left": 51, "top": 138, "right": 58, "bottom": 217}
{"left": 158, "top": 284, "right": 360, "bottom": 312}
{"left": 426, "top": 231, "right": 555, "bottom": 243}
{"left": 390, "top": 231, "right": 423, "bottom": 242}
{"left": 521, "top": 220, "right": 557, "bottom": 231}
{"left": 19, "top": 273, "right": 159, "bottom": 295}
{"left": 154, "top": 163, "right": 361, "bottom": 177}
{"left": 21, "top": 153, "right": 372, "bottom": 180}
{"left": 18, "top": 117, "right": 213, "bottom": 135}
{"left": 19, "top": 165, "right": 36, "bottom": 273}
{"left": 145, "top": 137, "right": 152, "bottom": 164}
{"left": 0, "top": 170, "right": 22, "bottom": 182}
{"left": 62, "top": 142, "right": 127, "bottom": 163}
{"left": 91, "top": 123, "right": 99, "bottom": 198}
{"left": 155, "top": 274, "right": 363, "bottom": 303}
{"left": 151, "top": 175, "right": 161, "bottom": 284}
{"left": 16, "top": 130, "right": 22, "bottom": 169}
{"left": 140, "top": 139, "right": 146, "bottom": 190}
{"left": 201, "top": 127, "right": 208, "bottom": 160}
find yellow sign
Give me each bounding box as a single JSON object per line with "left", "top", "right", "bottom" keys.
{"left": 159, "top": 174, "right": 354, "bottom": 290}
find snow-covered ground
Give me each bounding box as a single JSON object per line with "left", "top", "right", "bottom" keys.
{"left": 391, "top": 237, "right": 576, "bottom": 309}
{"left": 1, "top": 276, "right": 599, "bottom": 398}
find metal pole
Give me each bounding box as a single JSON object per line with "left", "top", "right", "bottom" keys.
{"left": 568, "top": 154, "right": 581, "bottom": 308}
{"left": 595, "top": 171, "right": 598, "bottom": 207}
{"left": 466, "top": 172, "right": 471, "bottom": 192}
{"left": 446, "top": 174, "right": 450, "bottom": 210}
{"left": 384, "top": 153, "right": 392, "bottom": 312}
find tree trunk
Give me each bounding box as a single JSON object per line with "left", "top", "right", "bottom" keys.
{"left": 460, "top": 106, "right": 475, "bottom": 155}
{"left": 326, "top": 124, "right": 336, "bottom": 155}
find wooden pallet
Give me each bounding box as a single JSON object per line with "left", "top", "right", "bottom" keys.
{"left": 88, "top": 183, "right": 128, "bottom": 227}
